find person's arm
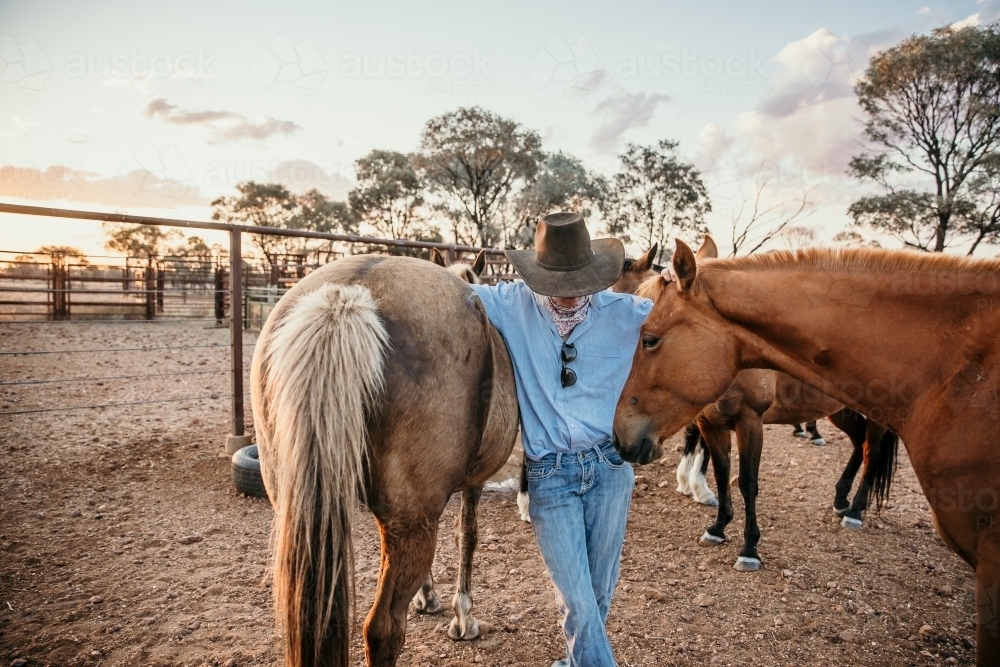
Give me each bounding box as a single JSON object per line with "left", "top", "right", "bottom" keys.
{"left": 634, "top": 295, "right": 654, "bottom": 330}
{"left": 470, "top": 282, "right": 512, "bottom": 335}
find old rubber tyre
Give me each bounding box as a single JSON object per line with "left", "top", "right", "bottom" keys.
{"left": 232, "top": 445, "right": 268, "bottom": 499}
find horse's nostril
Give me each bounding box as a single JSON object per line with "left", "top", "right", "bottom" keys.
{"left": 629, "top": 396, "right": 638, "bottom": 405}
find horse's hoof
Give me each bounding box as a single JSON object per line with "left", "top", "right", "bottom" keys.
{"left": 699, "top": 531, "right": 726, "bottom": 546}
{"left": 733, "top": 557, "right": 761, "bottom": 572}
{"left": 840, "top": 516, "right": 863, "bottom": 530}
{"left": 413, "top": 594, "right": 444, "bottom": 615}
{"left": 833, "top": 504, "right": 850, "bottom": 517}
{"left": 793, "top": 430, "right": 810, "bottom": 439}
{"left": 811, "top": 437, "right": 826, "bottom": 446}
{"left": 448, "top": 616, "right": 480, "bottom": 641}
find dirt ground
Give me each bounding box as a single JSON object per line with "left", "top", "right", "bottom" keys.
{"left": 0, "top": 322, "right": 979, "bottom": 666}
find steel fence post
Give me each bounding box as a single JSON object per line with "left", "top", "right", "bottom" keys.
{"left": 226, "top": 227, "right": 252, "bottom": 454}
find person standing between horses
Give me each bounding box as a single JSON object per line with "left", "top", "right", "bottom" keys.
{"left": 471, "top": 212, "right": 651, "bottom": 667}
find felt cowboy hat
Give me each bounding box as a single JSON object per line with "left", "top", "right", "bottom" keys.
{"left": 504, "top": 212, "right": 625, "bottom": 297}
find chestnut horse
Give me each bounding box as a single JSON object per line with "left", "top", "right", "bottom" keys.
{"left": 678, "top": 407, "right": 897, "bottom": 532}
{"left": 251, "top": 255, "right": 517, "bottom": 667}
{"left": 613, "top": 241, "right": 1000, "bottom": 665}
{"left": 668, "top": 366, "right": 898, "bottom": 570}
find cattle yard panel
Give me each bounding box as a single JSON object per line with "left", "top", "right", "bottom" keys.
{"left": 0, "top": 202, "right": 513, "bottom": 454}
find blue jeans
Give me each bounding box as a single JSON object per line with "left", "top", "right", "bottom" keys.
{"left": 525, "top": 441, "right": 634, "bottom": 667}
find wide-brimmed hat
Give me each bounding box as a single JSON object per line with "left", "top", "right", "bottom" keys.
{"left": 505, "top": 212, "right": 625, "bottom": 297}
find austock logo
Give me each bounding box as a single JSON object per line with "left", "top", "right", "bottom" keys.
{"left": 0, "top": 34, "right": 51, "bottom": 92}
{"left": 251, "top": 36, "right": 327, "bottom": 92}
{"left": 115, "top": 144, "right": 194, "bottom": 203}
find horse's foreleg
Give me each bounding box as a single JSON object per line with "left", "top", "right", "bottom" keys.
{"left": 734, "top": 415, "right": 763, "bottom": 572}
{"left": 828, "top": 409, "right": 865, "bottom": 517}
{"left": 698, "top": 426, "right": 733, "bottom": 547}
{"left": 364, "top": 524, "right": 439, "bottom": 667}
{"left": 449, "top": 485, "right": 482, "bottom": 641}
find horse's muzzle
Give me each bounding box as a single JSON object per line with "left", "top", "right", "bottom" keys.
{"left": 614, "top": 432, "right": 656, "bottom": 465}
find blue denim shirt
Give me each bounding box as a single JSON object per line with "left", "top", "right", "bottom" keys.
{"left": 471, "top": 281, "right": 652, "bottom": 460}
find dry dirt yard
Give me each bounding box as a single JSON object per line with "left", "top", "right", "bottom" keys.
{"left": 0, "top": 322, "right": 979, "bottom": 666}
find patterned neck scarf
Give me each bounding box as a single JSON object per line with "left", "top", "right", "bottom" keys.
{"left": 545, "top": 295, "right": 591, "bottom": 339}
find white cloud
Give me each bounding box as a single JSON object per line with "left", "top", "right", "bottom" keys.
{"left": 952, "top": 13, "right": 981, "bottom": 29}
{"left": 700, "top": 122, "right": 735, "bottom": 158}
{"left": 142, "top": 98, "right": 301, "bottom": 143}
{"left": 11, "top": 114, "right": 36, "bottom": 130}
{"left": 0, "top": 163, "right": 206, "bottom": 208}
{"left": 589, "top": 91, "right": 670, "bottom": 153}
{"left": 919, "top": 6, "right": 931, "bottom": 15}
{"left": 729, "top": 28, "right": 900, "bottom": 173}
{"left": 264, "top": 160, "right": 353, "bottom": 200}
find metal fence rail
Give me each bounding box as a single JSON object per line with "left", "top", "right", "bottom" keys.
{"left": 0, "top": 202, "right": 515, "bottom": 452}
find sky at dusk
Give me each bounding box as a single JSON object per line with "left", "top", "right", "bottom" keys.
{"left": 1, "top": 0, "right": 997, "bottom": 257}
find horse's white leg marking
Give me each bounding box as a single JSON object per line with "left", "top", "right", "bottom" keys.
{"left": 688, "top": 448, "right": 718, "bottom": 507}
{"left": 517, "top": 491, "right": 531, "bottom": 523}
{"left": 448, "top": 591, "right": 479, "bottom": 640}
{"left": 840, "top": 516, "right": 863, "bottom": 529}
{"left": 676, "top": 452, "right": 693, "bottom": 496}
{"left": 734, "top": 556, "right": 761, "bottom": 571}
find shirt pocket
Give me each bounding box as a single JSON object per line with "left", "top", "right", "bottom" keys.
{"left": 582, "top": 344, "right": 621, "bottom": 358}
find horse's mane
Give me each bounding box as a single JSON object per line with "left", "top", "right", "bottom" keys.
{"left": 636, "top": 274, "right": 670, "bottom": 301}
{"left": 704, "top": 247, "right": 1000, "bottom": 277}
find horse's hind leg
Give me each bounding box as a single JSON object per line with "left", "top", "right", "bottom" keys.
{"left": 412, "top": 572, "right": 444, "bottom": 615}
{"left": 733, "top": 413, "right": 764, "bottom": 571}
{"left": 842, "top": 420, "right": 892, "bottom": 529}
{"left": 449, "top": 485, "right": 482, "bottom": 640}
{"left": 687, "top": 435, "right": 718, "bottom": 506}
{"left": 676, "top": 423, "right": 701, "bottom": 496}
{"left": 364, "top": 523, "right": 439, "bottom": 667}
{"left": 805, "top": 420, "right": 825, "bottom": 445}
{"left": 828, "top": 408, "right": 865, "bottom": 517}
{"left": 517, "top": 460, "right": 530, "bottom": 522}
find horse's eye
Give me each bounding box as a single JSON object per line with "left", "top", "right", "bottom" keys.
{"left": 642, "top": 335, "right": 660, "bottom": 349}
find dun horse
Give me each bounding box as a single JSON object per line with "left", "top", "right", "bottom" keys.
{"left": 613, "top": 241, "right": 1000, "bottom": 665}
{"left": 251, "top": 254, "right": 517, "bottom": 667}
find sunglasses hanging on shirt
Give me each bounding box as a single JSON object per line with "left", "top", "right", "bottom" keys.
{"left": 560, "top": 342, "right": 577, "bottom": 388}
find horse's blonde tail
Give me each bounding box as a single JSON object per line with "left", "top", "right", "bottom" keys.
{"left": 261, "top": 283, "right": 387, "bottom": 667}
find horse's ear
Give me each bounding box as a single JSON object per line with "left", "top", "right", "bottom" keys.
{"left": 471, "top": 250, "right": 487, "bottom": 276}
{"left": 673, "top": 239, "right": 697, "bottom": 293}
{"left": 695, "top": 235, "right": 718, "bottom": 260}
{"left": 635, "top": 242, "right": 658, "bottom": 272}
{"left": 430, "top": 248, "right": 448, "bottom": 267}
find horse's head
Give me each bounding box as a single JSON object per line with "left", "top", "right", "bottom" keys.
{"left": 430, "top": 248, "right": 487, "bottom": 285}
{"left": 613, "top": 235, "right": 738, "bottom": 464}
{"left": 612, "top": 243, "right": 659, "bottom": 295}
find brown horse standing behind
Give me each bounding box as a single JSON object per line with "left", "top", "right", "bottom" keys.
{"left": 251, "top": 255, "right": 517, "bottom": 667}
{"left": 613, "top": 242, "right": 1000, "bottom": 665}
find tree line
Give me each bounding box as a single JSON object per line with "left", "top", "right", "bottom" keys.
{"left": 70, "top": 21, "right": 1000, "bottom": 268}
{"left": 208, "top": 107, "right": 712, "bottom": 267}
